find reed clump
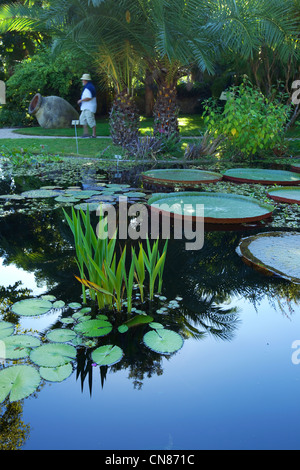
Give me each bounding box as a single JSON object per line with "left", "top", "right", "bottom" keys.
{"left": 63, "top": 206, "right": 168, "bottom": 313}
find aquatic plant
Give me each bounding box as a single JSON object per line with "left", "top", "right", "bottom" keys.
{"left": 64, "top": 206, "right": 168, "bottom": 313}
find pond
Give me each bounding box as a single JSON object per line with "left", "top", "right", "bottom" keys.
{"left": 0, "top": 157, "right": 300, "bottom": 451}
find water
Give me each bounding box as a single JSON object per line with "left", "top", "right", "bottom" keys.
{"left": 0, "top": 163, "right": 300, "bottom": 450}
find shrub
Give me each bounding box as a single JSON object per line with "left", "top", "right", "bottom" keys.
{"left": 0, "top": 48, "right": 88, "bottom": 127}
{"left": 203, "top": 78, "right": 290, "bottom": 159}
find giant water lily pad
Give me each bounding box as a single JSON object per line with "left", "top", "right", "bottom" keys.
{"left": 11, "top": 298, "right": 53, "bottom": 316}
{"left": 236, "top": 231, "right": 300, "bottom": 283}
{"left": 267, "top": 186, "right": 300, "bottom": 204}
{"left": 148, "top": 192, "right": 274, "bottom": 224}
{"left": 74, "top": 319, "right": 112, "bottom": 337}
{"left": 223, "top": 168, "right": 300, "bottom": 185}
{"left": 143, "top": 329, "right": 184, "bottom": 355}
{"left": 0, "top": 365, "right": 41, "bottom": 403}
{"left": 0, "top": 321, "right": 14, "bottom": 340}
{"left": 30, "top": 343, "right": 77, "bottom": 367}
{"left": 291, "top": 164, "right": 300, "bottom": 173}
{"left": 2, "top": 334, "right": 40, "bottom": 359}
{"left": 39, "top": 363, "right": 73, "bottom": 382}
{"left": 91, "top": 345, "right": 124, "bottom": 366}
{"left": 142, "top": 169, "right": 222, "bottom": 187}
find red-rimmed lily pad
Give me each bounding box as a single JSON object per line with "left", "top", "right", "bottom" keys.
{"left": 148, "top": 192, "right": 274, "bottom": 224}
{"left": 291, "top": 163, "right": 300, "bottom": 173}
{"left": 267, "top": 186, "right": 300, "bottom": 204}
{"left": 236, "top": 231, "right": 300, "bottom": 283}
{"left": 223, "top": 168, "right": 300, "bottom": 185}
{"left": 142, "top": 169, "right": 222, "bottom": 187}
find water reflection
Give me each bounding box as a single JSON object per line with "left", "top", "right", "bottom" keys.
{"left": 0, "top": 207, "right": 300, "bottom": 449}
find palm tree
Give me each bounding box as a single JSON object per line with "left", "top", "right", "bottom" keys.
{"left": 145, "top": 0, "right": 299, "bottom": 140}
{"left": 0, "top": 0, "right": 299, "bottom": 144}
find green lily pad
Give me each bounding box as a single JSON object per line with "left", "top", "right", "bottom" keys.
{"left": 41, "top": 295, "right": 56, "bottom": 301}
{"left": 118, "top": 324, "right": 129, "bottom": 334}
{"left": 73, "top": 203, "right": 100, "bottom": 212}
{"left": 30, "top": 343, "right": 77, "bottom": 367}
{"left": 74, "top": 319, "right": 112, "bottom": 338}
{"left": 0, "top": 321, "right": 14, "bottom": 340}
{"left": 96, "top": 314, "right": 108, "bottom": 320}
{"left": 143, "top": 329, "right": 184, "bottom": 355}
{"left": 21, "top": 189, "right": 62, "bottom": 198}
{"left": 0, "top": 194, "right": 25, "bottom": 200}
{"left": 126, "top": 192, "right": 147, "bottom": 198}
{"left": 0, "top": 365, "right": 41, "bottom": 403}
{"left": 11, "top": 298, "right": 53, "bottom": 317}
{"left": 68, "top": 302, "right": 81, "bottom": 309}
{"left": 39, "top": 363, "right": 73, "bottom": 382}
{"left": 60, "top": 317, "right": 75, "bottom": 324}
{"left": 46, "top": 329, "right": 77, "bottom": 343}
{"left": 77, "top": 307, "right": 91, "bottom": 314}
{"left": 149, "top": 322, "right": 164, "bottom": 329}
{"left": 52, "top": 300, "right": 66, "bottom": 308}
{"left": 2, "top": 334, "right": 40, "bottom": 360}
{"left": 55, "top": 196, "right": 81, "bottom": 203}
{"left": 91, "top": 344, "right": 124, "bottom": 366}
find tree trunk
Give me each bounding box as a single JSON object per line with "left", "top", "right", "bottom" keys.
{"left": 144, "top": 69, "right": 155, "bottom": 117}
{"left": 153, "top": 80, "right": 179, "bottom": 141}
{"left": 109, "top": 89, "right": 140, "bottom": 147}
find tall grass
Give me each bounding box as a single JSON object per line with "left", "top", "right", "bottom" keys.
{"left": 63, "top": 205, "right": 168, "bottom": 312}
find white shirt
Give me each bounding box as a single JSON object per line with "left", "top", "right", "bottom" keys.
{"left": 81, "top": 88, "right": 97, "bottom": 113}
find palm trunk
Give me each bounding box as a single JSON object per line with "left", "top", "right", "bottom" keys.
{"left": 153, "top": 80, "right": 180, "bottom": 141}
{"left": 109, "top": 90, "right": 140, "bottom": 147}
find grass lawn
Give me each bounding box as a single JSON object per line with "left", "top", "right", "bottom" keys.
{"left": 2, "top": 112, "right": 300, "bottom": 160}
{"left": 11, "top": 114, "right": 206, "bottom": 138}
{"left": 0, "top": 137, "right": 125, "bottom": 159}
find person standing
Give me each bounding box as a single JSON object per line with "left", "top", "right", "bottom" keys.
{"left": 78, "top": 73, "right": 97, "bottom": 138}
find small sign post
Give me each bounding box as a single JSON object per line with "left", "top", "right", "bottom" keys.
{"left": 72, "top": 120, "right": 80, "bottom": 154}
{"left": 0, "top": 81, "right": 6, "bottom": 105}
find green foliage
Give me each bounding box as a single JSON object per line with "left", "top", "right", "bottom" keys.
{"left": 63, "top": 206, "right": 168, "bottom": 313}
{"left": 0, "top": 48, "right": 86, "bottom": 126}
{"left": 203, "top": 79, "right": 290, "bottom": 159}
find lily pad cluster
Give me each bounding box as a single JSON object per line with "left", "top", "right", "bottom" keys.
{"left": 0, "top": 292, "right": 185, "bottom": 403}
{"left": 0, "top": 183, "right": 149, "bottom": 213}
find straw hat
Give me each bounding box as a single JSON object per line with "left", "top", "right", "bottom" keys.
{"left": 80, "top": 73, "right": 91, "bottom": 81}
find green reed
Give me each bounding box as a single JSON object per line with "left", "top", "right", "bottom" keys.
{"left": 63, "top": 205, "right": 168, "bottom": 313}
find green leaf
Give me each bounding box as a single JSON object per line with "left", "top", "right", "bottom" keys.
{"left": 74, "top": 319, "right": 112, "bottom": 338}
{"left": 0, "top": 321, "right": 14, "bottom": 340}
{"left": 91, "top": 344, "right": 123, "bottom": 366}
{"left": 0, "top": 365, "right": 41, "bottom": 403}
{"left": 143, "top": 329, "right": 184, "bottom": 355}
{"left": 2, "top": 334, "right": 40, "bottom": 359}
{"left": 46, "top": 329, "right": 77, "bottom": 343}
{"left": 30, "top": 343, "right": 77, "bottom": 367}
{"left": 11, "top": 298, "right": 53, "bottom": 317}
{"left": 39, "top": 363, "right": 73, "bottom": 382}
